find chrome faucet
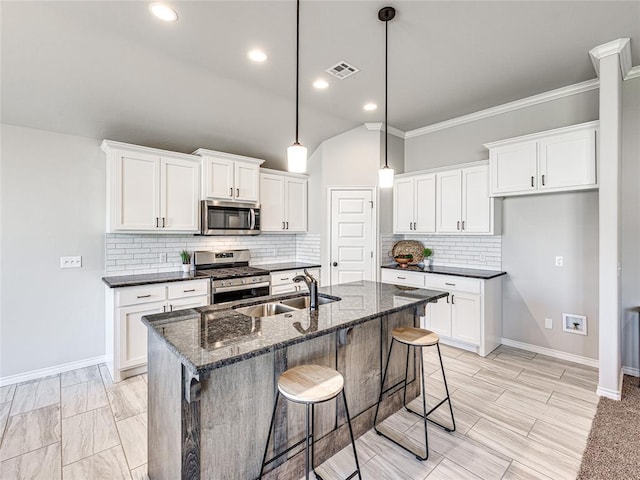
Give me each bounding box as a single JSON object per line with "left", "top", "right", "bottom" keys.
{"left": 293, "top": 269, "right": 319, "bottom": 310}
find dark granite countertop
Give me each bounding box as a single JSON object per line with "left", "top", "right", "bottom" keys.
{"left": 102, "top": 271, "right": 204, "bottom": 288}
{"left": 141, "top": 280, "right": 447, "bottom": 376}
{"left": 256, "top": 262, "right": 322, "bottom": 273}
{"left": 382, "top": 264, "right": 507, "bottom": 280}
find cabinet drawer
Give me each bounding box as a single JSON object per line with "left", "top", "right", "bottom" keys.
{"left": 423, "top": 275, "right": 481, "bottom": 294}
{"left": 167, "top": 280, "right": 209, "bottom": 300}
{"left": 271, "top": 284, "right": 297, "bottom": 295}
{"left": 116, "top": 285, "right": 166, "bottom": 307}
{"left": 381, "top": 269, "right": 425, "bottom": 288}
{"left": 271, "top": 271, "right": 298, "bottom": 286}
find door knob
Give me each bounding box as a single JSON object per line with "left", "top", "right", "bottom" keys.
{"left": 332, "top": 262, "right": 338, "bottom": 267}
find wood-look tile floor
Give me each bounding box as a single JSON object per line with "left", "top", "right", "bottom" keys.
{"left": 0, "top": 345, "right": 598, "bottom": 480}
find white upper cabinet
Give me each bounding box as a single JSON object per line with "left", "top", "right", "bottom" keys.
{"left": 103, "top": 141, "right": 200, "bottom": 233}
{"left": 436, "top": 165, "right": 493, "bottom": 234}
{"left": 393, "top": 173, "right": 436, "bottom": 234}
{"left": 486, "top": 121, "right": 598, "bottom": 197}
{"left": 260, "top": 170, "right": 308, "bottom": 233}
{"left": 194, "top": 149, "right": 263, "bottom": 203}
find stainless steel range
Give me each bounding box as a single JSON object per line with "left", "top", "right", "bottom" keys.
{"left": 194, "top": 250, "right": 270, "bottom": 305}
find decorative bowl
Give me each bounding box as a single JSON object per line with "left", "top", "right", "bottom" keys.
{"left": 394, "top": 256, "right": 413, "bottom": 268}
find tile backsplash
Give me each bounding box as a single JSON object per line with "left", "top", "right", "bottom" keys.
{"left": 381, "top": 234, "right": 502, "bottom": 270}
{"left": 105, "top": 233, "right": 321, "bottom": 276}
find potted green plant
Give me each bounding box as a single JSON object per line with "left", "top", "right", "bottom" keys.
{"left": 423, "top": 248, "right": 433, "bottom": 267}
{"left": 180, "top": 250, "right": 192, "bottom": 273}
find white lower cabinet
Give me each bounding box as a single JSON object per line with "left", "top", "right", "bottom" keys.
{"left": 381, "top": 269, "right": 502, "bottom": 357}
{"left": 106, "top": 279, "right": 209, "bottom": 382}
{"left": 270, "top": 268, "right": 320, "bottom": 295}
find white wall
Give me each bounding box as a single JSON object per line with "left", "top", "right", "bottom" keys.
{"left": 1, "top": 124, "right": 106, "bottom": 378}
{"left": 621, "top": 76, "right": 640, "bottom": 373}
{"left": 404, "top": 90, "right": 600, "bottom": 359}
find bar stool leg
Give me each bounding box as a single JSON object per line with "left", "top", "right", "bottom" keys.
{"left": 436, "top": 343, "right": 456, "bottom": 433}
{"left": 373, "top": 338, "right": 395, "bottom": 429}
{"left": 402, "top": 344, "right": 410, "bottom": 407}
{"left": 259, "top": 392, "right": 281, "bottom": 479}
{"left": 418, "top": 346, "right": 429, "bottom": 461}
{"left": 342, "top": 390, "right": 362, "bottom": 480}
{"left": 305, "top": 403, "right": 311, "bottom": 480}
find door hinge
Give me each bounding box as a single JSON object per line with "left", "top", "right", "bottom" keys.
{"left": 369, "top": 201, "right": 374, "bottom": 208}
{"left": 371, "top": 251, "right": 373, "bottom": 258}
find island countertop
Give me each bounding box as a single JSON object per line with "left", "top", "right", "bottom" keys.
{"left": 141, "top": 280, "right": 447, "bottom": 377}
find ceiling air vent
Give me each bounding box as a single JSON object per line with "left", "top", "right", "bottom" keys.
{"left": 326, "top": 61, "right": 360, "bottom": 80}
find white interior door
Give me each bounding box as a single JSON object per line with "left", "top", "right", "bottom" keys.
{"left": 330, "top": 189, "right": 374, "bottom": 285}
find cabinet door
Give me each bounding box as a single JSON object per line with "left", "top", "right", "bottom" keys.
{"left": 436, "top": 169, "right": 463, "bottom": 233}
{"left": 203, "top": 157, "right": 234, "bottom": 200}
{"left": 462, "top": 165, "right": 491, "bottom": 234}
{"left": 489, "top": 141, "right": 537, "bottom": 195}
{"left": 539, "top": 128, "right": 596, "bottom": 191}
{"left": 451, "top": 292, "right": 481, "bottom": 345}
{"left": 414, "top": 173, "right": 436, "bottom": 233}
{"left": 259, "top": 174, "right": 286, "bottom": 232}
{"left": 160, "top": 158, "right": 200, "bottom": 232}
{"left": 425, "top": 296, "right": 452, "bottom": 338}
{"left": 235, "top": 162, "right": 259, "bottom": 202}
{"left": 118, "top": 301, "right": 165, "bottom": 370}
{"left": 113, "top": 151, "right": 160, "bottom": 231}
{"left": 393, "top": 177, "right": 415, "bottom": 233}
{"left": 285, "top": 178, "right": 307, "bottom": 232}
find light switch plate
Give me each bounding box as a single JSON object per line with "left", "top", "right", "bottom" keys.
{"left": 555, "top": 256, "right": 564, "bottom": 267}
{"left": 545, "top": 317, "right": 553, "bottom": 329}
{"left": 60, "top": 256, "right": 82, "bottom": 268}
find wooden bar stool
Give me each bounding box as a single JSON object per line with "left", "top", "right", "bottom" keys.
{"left": 259, "top": 364, "right": 362, "bottom": 480}
{"left": 373, "top": 326, "right": 456, "bottom": 461}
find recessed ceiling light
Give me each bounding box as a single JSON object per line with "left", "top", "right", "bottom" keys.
{"left": 313, "top": 79, "right": 329, "bottom": 89}
{"left": 363, "top": 103, "right": 377, "bottom": 111}
{"left": 149, "top": 3, "right": 178, "bottom": 22}
{"left": 248, "top": 49, "right": 268, "bottom": 63}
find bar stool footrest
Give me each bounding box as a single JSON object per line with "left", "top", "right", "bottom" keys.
{"left": 374, "top": 427, "right": 428, "bottom": 461}
{"left": 405, "top": 397, "right": 455, "bottom": 432}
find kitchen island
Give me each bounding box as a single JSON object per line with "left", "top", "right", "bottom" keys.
{"left": 142, "top": 280, "right": 447, "bottom": 480}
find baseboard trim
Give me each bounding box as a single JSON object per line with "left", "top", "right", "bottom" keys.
{"left": 0, "top": 355, "right": 107, "bottom": 387}
{"left": 500, "top": 338, "right": 599, "bottom": 368}
{"left": 623, "top": 366, "right": 639, "bottom": 377}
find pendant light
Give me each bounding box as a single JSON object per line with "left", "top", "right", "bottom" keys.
{"left": 378, "top": 6, "right": 396, "bottom": 188}
{"left": 288, "top": 0, "right": 307, "bottom": 173}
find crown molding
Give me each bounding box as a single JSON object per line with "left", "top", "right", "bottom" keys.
{"left": 364, "top": 122, "right": 405, "bottom": 138}
{"left": 589, "top": 38, "right": 632, "bottom": 78}
{"left": 404, "top": 79, "right": 599, "bottom": 139}
{"left": 626, "top": 65, "right": 640, "bottom": 81}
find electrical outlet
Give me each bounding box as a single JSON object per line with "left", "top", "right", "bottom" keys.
{"left": 160, "top": 253, "right": 167, "bottom": 263}
{"left": 60, "top": 256, "right": 82, "bottom": 268}
{"left": 555, "top": 256, "right": 564, "bottom": 267}
{"left": 545, "top": 317, "right": 553, "bottom": 329}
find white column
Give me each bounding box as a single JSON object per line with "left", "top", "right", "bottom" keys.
{"left": 590, "top": 39, "right": 631, "bottom": 400}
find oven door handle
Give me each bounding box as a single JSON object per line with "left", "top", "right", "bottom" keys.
{"left": 213, "top": 282, "right": 271, "bottom": 294}
{"left": 250, "top": 208, "right": 256, "bottom": 230}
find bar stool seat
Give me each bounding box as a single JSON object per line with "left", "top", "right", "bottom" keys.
{"left": 260, "top": 364, "right": 361, "bottom": 480}
{"left": 392, "top": 327, "right": 439, "bottom": 346}
{"left": 279, "top": 365, "right": 344, "bottom": 403}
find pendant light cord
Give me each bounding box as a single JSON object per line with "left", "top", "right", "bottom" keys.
{"left": 384, "top": 16, "right": 388, "bottom": 168}
{"left": 295, "top": 0, "right": 300, "bottom": 144}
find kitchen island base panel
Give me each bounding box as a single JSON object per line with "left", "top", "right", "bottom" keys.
{"left": 148, "top": 309, "right": 420, "bottom": 480}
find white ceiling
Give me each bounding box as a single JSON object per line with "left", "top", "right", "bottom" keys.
{"left": 2, "top": 1, "right": 639, "bottom": 168}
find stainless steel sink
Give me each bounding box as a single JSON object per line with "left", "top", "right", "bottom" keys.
{"left": 279, "top": 296, "right": 337, "bottom": 309}
{"left": 234, "top": 303, "right": 298, "bottom": 318}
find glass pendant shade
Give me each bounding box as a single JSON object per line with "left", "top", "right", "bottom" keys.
{"left": 379, "top": 165, "right": 394, "bottom": 188}
{"left": 287, "top": 142, "right": 307, "bottom": 173}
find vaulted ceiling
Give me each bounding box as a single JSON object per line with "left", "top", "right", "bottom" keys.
{"left": 2, "top": 1, "right": 639, "bottom": 168}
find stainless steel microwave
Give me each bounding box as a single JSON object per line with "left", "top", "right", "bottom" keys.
{"left": 201, "top": 200, "right": 260, "bottom": 235}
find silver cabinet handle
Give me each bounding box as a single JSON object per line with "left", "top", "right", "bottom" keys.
{"left": 461, "top": 221, "right": 465, "bottom": 230}
{"left": 531, "top": 176, "right": 534, "bottom": 187}
{"left": 409, "top": 222, "right": 413, "bottom": 230}
{"left": 414, "top": 222, "right": 417, "bottom": 230}
{"left": 162, "top": 305, "right": 166, "bottom": 312}
{"left": 237, "top": 188, "right": 240, "bottom": 197}
{"left": 155, "top": 217, "right": 159, "bottom": 228}
{"left": 280, "top": 277, "right": 290, "bottom": 281}
{"left": 170, "top": 304, "right": 173, "bottom": 312}
{"left": 183, "top": 289, "right": 195, "bottom": 292}
{"left": 457, "top": 220, "right": 460, "bottom": 230}
{"left": 542, "top": 174, "right": 545, "bottom": 186}
{"left": 230, "top": 187, "right": 233, "bottom": 197}
{"left": 137, "top": 294, "right": 151, "bottom": 299}
{"left": 282, "top": 221, "right": 285, "bottom": 230}
{"left": 445, "top": 282, "right": 456, "bottom": 286}
{"left": 286, "top": 221, "right": 289, "bottom": 230}
{"left": 397, "top": 276, "right": 406, "bottom": 280}
{"left": 162, "top": 217, "right": 165, "bottom": 228}
{"left": 446, "top": 296, "right": 449, "bottom": 303}
{"left": 451, "top": 295, "right": 455, "bottom": 305}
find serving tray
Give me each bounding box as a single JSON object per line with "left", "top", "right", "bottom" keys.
{"left": 391, "top": 240, "right": 425, "bottom": 265}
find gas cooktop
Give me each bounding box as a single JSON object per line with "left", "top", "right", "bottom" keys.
{"left": 195, "top": 266, "right": 270, "bottom": 281}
